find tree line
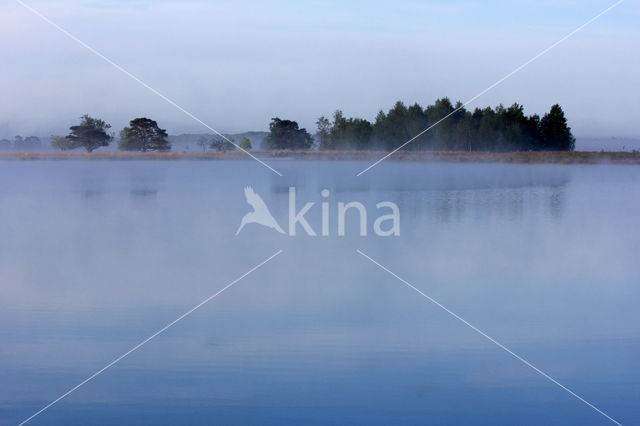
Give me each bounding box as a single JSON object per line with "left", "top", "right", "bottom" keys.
{"left": 0, "top": 135, "right": 44, "bottom": 151}
{"left": 4, "top": 99, "right": 574, "bottom": 153}
{"left": 45, "top": 115, "right": 253, "bottom": 153}
{"left": 265, "top": 99, "right": 575, "bottom": 151}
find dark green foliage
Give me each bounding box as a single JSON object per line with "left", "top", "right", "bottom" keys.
{"left": 264, "top": 118, "right": 313, "bottom": 150}
{"left": 316, "top": 100, "right": 575, "bottom": 152}
{"left": 119, "top": 118, "right": 170, "bottom": 152}
{"left": 540, "top": 104, "right": 575, "bottom": 151}
{"left": 67, "top": 114, "right": 112, "bottom": 152}
{"left": 405, "top": 102, "right": 430, "bottom": 149}
{"left": 373, "top": 101, "right": 411, "bottom": 150}
{"left": 424, "top": 98, "right": 457, "bottom": 150}
{"left": 316, "top": 116, "right": 332, "bottom": 149}
{"left": 318, "top": 110, "right": 373, "bottom": 150}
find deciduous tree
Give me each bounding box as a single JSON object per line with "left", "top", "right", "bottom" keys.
{"left": 238, "top": 137, "right": 252, "bottom": 150}
{"left": 264, "top": 118, "right": 313, "bottom": 150}
{"left": 50, "top": 135, "right": 78, "bottom": 151}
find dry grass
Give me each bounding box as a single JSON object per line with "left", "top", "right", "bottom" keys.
{"left": 1, "top": 150, "right": 639, "bottom": 164}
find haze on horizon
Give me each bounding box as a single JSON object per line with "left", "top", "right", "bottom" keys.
{"left": 1, "top": 0, "right": 638, "bottom": 139}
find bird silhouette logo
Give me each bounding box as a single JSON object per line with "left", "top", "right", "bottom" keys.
{"left": 236, "top": 186, "right": 285, "bottom": 235}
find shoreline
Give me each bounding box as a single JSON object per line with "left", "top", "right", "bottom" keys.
{"left": 1, "top": 150, "right": 639, "bottom": 164}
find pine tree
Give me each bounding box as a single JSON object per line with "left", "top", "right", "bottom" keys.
{"left": 119, "top": 118, "right": 170, "bottom": 152}
{"left": 540, "top": 104, "right": 575, "bottom": 151}
{"left": 67, "top": 115, "right": 112, "bottom": 152}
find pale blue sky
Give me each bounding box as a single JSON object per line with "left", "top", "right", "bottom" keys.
{"left": 1, "top": 0, "right": 638, "bottom": 138}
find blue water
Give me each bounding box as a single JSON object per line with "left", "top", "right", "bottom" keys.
{"left": 0, "top": 160, "right": 638, "bottom": 425}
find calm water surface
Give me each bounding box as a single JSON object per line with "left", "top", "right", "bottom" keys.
{"left": 1, "top": 160, "right": 638, "bottom": 425}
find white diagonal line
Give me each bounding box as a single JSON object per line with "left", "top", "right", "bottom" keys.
{"left": 14, "top": 0, "right": 283, "bottom": 177}
{"left": 18, "top": 249, "right": 283, "bottom": 426}
{"left": 356, "top": 249, "right": 623, "bottom": 426}
{"left": 356, "top": 0, "right": 624, "bottom": 176}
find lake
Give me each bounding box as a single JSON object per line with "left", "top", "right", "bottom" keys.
{"left": 1, "top": 160, "right": 638, "bottom": 425}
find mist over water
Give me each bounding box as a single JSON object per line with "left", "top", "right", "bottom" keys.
{"left": 1, "top": 160, "right": 638, "bottom": 425}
